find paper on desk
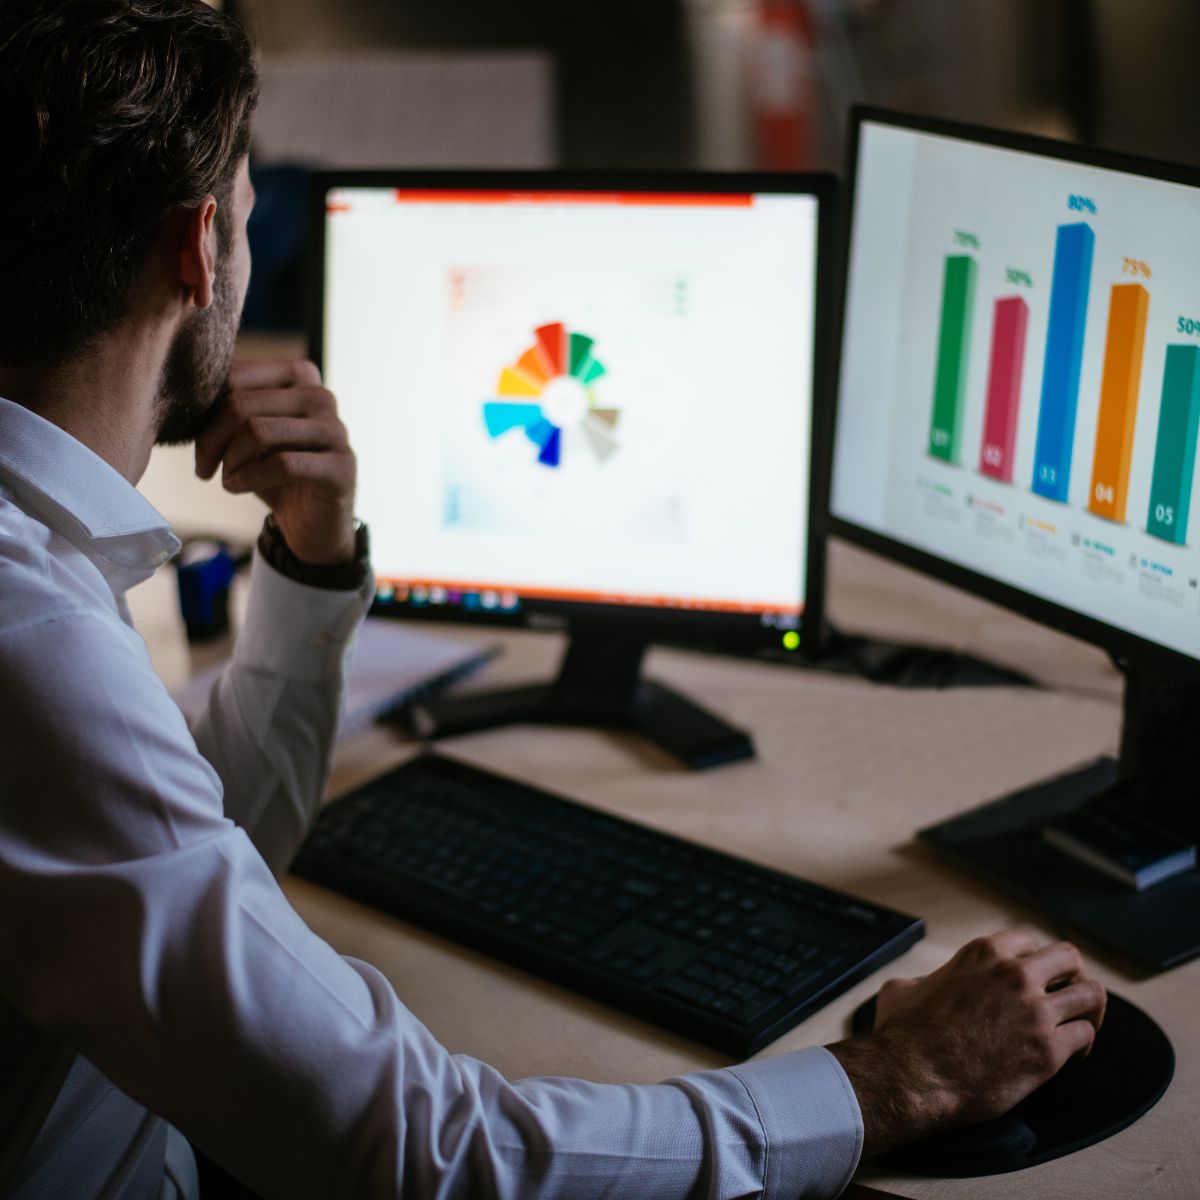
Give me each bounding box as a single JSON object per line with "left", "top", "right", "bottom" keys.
{"left": 170, "top": 617, "right": 496, "bottom": 741}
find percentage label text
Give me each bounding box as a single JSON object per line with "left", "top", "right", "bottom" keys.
{"left": 1123, "top": 257, "right": 1152, "bottom": 278}
{"left": 1178, "top": 317, "right": 1200, "bottom": 338}
{"left": 953, "top": 230, "right": 980, "bottom": 249}
{"left": 1068, "top": 194, "right": 1097, "bottom": 214}
{"left": 1005, "top": 268, "right": 1033, "bottom": 287}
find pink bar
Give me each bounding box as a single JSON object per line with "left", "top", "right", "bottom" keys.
{"left": 979, "top": 296, "right": 1029, "bottom": 482}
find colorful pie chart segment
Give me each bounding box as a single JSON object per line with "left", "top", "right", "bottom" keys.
{"left": 483, "top": 402, "right": 542, "bottom": 438}
{"left": 482, "top": 323, "right": 619, "bottom": 469}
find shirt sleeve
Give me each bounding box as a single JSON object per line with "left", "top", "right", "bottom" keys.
{"left": 0, "top": 607, "right": 863, "bottom": 1200}
{"left": 188, "top": 550, "right": 373, "bottom": 875}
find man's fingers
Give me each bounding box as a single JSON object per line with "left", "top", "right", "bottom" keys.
{"left": 220, "top": 416, "right": 347, "bottom": 480}
{"left": 873, "top": 976, "right": 918, "bottom": 1026}
{"left": 223, "top": 449, "right": 353, "bottom": 497}
{"left": 1046, "top": 979, "right": 1107, "bottom": 1029}
{"left": 196, "top": 385, "right": 337, "bottom": 478}
{"left": 1050, "top": 1011, "right": 1099, "bottom": 1069}
{"left": 1025, "top": 940, "right": 1086, "bottom": 990}
{"left": 965, "top": 927, "right": 1041, "bottom": 964}
{"left": 227, "top": 358, "right": 322, "bottom": 392}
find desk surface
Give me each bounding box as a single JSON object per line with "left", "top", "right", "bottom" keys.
{"left": 130, "top": 337, "right": 1194, "bottom": 1199}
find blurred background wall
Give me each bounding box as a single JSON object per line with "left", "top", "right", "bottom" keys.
{"left": 209, "top": 0, "right": 1200, "bottom": 329}
{"left": 220, "top": 0, "right": 1200, "bottom": 171}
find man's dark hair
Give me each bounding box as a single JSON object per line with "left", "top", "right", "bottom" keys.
{"left": 0, "top": 0, "right": 258, "bottom": 367}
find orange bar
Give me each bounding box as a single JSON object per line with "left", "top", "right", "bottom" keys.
{"left": 1088, "top": 283, "right": 1149, "bottom": 523}
{"left": 376, "top": 576, "right": 800, "bottom": 616}
{"left": 393, "top": 189, "right": 754, "bottom": 208}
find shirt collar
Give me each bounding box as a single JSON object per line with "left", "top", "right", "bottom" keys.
{"left": 0, "top": 395, "right": 181, "bottom": 590}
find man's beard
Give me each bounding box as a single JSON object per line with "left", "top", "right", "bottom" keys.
{"left": 154, "top": 253, "right": 243, "bottom": 447}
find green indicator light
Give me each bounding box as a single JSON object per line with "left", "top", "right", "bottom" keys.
{"left": 782, "top": 631, "right": 801, "bottom": 651}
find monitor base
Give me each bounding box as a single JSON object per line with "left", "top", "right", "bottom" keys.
{"left": 408, "top": 621, "right": 755, "bottom": 770}
{"left": 919, "top": 756, "right": 1200, "bottom": 971}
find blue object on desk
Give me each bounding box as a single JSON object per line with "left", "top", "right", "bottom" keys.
{"left": 175, "top": 541, "right": 236, "bottom": 642}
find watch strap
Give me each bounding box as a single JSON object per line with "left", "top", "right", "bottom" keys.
{"left": 257, "top": 515, "right": 370, "bottom": 591}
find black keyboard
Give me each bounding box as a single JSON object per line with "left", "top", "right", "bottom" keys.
{"left": 293, "top": 753, "right": 924, "bottom": 1056}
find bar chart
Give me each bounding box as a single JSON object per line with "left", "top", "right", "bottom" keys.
{"left": 925, "top": 206, "right": 1200, "bottom": 546}
{"left": 835, "top": 119, "right": 1200, "bottom": 664}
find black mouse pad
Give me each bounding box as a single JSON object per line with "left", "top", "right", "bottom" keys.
{"left": 849, "top": 991, "right": 1173, "bottom": 1176}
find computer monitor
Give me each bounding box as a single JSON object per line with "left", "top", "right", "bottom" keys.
{"left": 310, "top": 171, "right": 833, "bottom": 769}
{"left": 830, "top": 107, "right": 1200, "bottom": 968}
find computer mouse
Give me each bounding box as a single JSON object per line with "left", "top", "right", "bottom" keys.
{"left": 848, "top": 990, "right": 1173, "bottom": 1176}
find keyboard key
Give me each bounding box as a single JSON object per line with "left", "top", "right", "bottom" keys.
{"left": 627, "top": 940, "right": 661, "bottom": 960}
{"left": 658, "top": 976, "right": 715, "bottom": 1008}
{"left": 749, "top": 968, "right": 780, "bottom": 989}
{"left": 625, "top": 963, "right": 663, "bottom": 985}
{"left": 620, "top": 877, "right": 661, "bottom": 898}
{"left": 724, "top": 980, "right": 758, "bottom": 1001}
{"left": 731, "top": 993, "right": 779, "bottom": 1025}
{"left": 782, "top": 969, "right": 823, "bottom": 998}
{"left": 703, "top": 994, "right": 740, "bottom": 1017}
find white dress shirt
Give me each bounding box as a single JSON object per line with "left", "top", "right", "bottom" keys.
{"left": 0, "top": 394, "right": 864, "bottom": 1199}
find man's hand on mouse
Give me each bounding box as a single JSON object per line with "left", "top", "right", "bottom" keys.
{"left": 194, "top": 360, "right": 357, "bottom": 566}
{"left": 827, "top": 928, "right": 1107, "bottom": 1157}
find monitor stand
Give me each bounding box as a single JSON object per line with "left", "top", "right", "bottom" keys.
{"left": 407, "top": 619, "right": 755, "bottom": 770}
{"left": 920, "top": 664, "right": 1200, "bottom": 971}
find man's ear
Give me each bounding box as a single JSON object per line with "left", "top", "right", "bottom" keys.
{"left": 177, "top": 195, "right": 219, "bottom": 310}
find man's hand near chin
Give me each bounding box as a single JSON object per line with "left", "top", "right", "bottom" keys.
{"left": 828, "top": 929, "right": 1107, "bottom": 1157}
{"left": 194, "top": 359, "right": 357, "bottom": 565}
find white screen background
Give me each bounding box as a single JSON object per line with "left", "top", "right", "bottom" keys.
{"left": 834, "top": 123, "right": 1200, "bottom": 662}
{"left": 323, "top": 189, "right": 818, "bottom": 615}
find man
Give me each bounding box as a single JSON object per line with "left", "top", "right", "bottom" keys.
{"left": 0, "top": 2, "right": 1107, "bottom": 1197}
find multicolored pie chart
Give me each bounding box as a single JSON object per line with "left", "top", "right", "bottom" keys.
{"left": 482, "top": 322, "right": 620, "bottom": 468}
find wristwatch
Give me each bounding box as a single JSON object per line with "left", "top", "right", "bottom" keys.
{"left": 257, "top": 514, "right": 370, "bottom": 591}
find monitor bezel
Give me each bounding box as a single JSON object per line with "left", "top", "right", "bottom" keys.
{"left": 825, "top": 105, "right": 1200, "bottom": 681}
{"left": 309, "top": 167, "right": 837, "bottom": 658}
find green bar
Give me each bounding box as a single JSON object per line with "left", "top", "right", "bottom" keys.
{"left": 928, "top": 255, "right": 977, "bottom": 463}
{"left": 1146, "top": 344, "right": 1200, "bottom": 545}
{"left": 569, "top": 333, "right": 595, "bottom": 378}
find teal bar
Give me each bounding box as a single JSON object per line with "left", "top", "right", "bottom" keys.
{"left": 928, "top": 255, "right": 977, "bottom": 463}
{"left": 1146, "top": 344, "right": 1200, "bottom": 545}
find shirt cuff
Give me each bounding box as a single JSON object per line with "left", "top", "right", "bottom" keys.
{"left": 233, "top": 549, "right": 374, "bottom": 684}
{"left": 729, "top": 1046, "right": 864, "bottom": 1198}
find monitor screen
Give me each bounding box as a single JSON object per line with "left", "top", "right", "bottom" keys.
{"left": 312, "top": 173, "right": 827, "bottom": 653}
{"left": 831, "top": 111, "right": 1200, "bottom": 671}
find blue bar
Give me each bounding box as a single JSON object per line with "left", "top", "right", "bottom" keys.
{"left": 1032, "top": 223, "right": 1095, "bottom": 502}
